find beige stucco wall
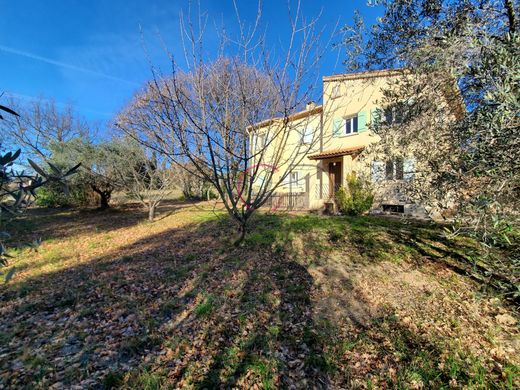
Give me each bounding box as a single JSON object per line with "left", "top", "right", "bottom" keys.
{"left": 321, "top": 76, "right": 386, "bottom": 150}
{"left": 250, "top": 109, "right": 322, "bottom": 208}
{"left": 252, "top": 72, "right": 429, "bottom": 215}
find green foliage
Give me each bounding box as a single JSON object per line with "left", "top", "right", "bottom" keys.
{"left": 334, "top": 174, "right": 374, "bottom": 216}
{"left": 194, "top": 295, "right": 215, "bottom": 317}
{"left": 34, "top": 182, "right": 91, "bottom": 208}
{"left": 201, "top": 183, "right": 219, "bottom": 200}
{"left": 47, "top": 139, "right": 123, "bottom": 209}
{"left": 342, "top": 0, "right": 519, "bottom": 247}
{"left": 0, "top": 146, "right": 79, "bottom": 279}
{"left": 102, "top": 370, "right": 124, "bottom": 388}
{"left": 1, "top": 101, "right": 80, "bottom": 277}
{"left": 33, "top": 186, "right": 69, "bottom": 208}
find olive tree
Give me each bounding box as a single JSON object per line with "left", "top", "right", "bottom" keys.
{"left": 340, "top": 0, "right": 519, "bottom": 245}
{"left": 48, "top": 139, "right": 123, "bottom": 209}
{"left": 0, "top": 104, "right": 79, "bottom": 281}
{"left": 105, "top": 138, "right": 178, "bottom": 221}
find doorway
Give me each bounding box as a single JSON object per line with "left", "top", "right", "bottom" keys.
{"left": 328, "top": 161, "right": 342, "bottom": 197}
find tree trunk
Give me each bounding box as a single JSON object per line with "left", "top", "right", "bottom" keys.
{"left": 148, "top": 203, "right": 157, "bottom": 221}
{"left": 505, "top": 0, "right": 516, "bottom": 34}
{"left": 99, "top": 192, "right": 110, "bottom": 210}
{"left": 91, "top": 185, "right": 111, "bottom": 210}
{"left": 233, "top": 223, "right": 247, "bottom": 246}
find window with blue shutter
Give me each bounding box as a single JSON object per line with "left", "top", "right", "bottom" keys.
{"left": 358, "top": 111, "right": 367, "bottom": 132}
{"left": 332, "top": 117, "right": 343, "bottom": 137}
{"left": 345, "top": 116, "right": 358, "bottom": 134}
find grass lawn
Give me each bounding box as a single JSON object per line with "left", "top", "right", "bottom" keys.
{"left": 0, "top": 201, "right": 518, "bottom": 389}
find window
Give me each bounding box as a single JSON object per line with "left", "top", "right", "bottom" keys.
{"left": 331, "top": 84, "right": 341, "bottom": 98}
{"left": 256, "top": 134, "right": 265, "bottom": 148}
{"left": 384, "top": 105, "right": 404, "bottom": 125}
{"left": 383, "top": 204, "right": 404, "bottom": 213}
{"left": 283, "top": 171, "right": 297, "bottom": 183}
{"left": 403, "top": 158, "right": 415, "bottom": 181}
{"left": 385, "top": 158, "right": 404, "bottom": 180}
{"left": 301, "top": 127, "right": 313, "bottom": 144}
{"left": 290, "top": 171, "right": 299, "bottom": 184}
{"left": 283, "top": 171, "right": 300, "bottom": 188}
{"left": 333, "top": 113, "right": 366, "bottom": 137}
{"left": 374, "top": 158, "right": 413, "bottom": 182}
{"left": 385, "top": 160, "right": 394, "bottom": 180}
{"left": 345, "top": 116, "right": 358, "bottom": 135}
{"left": 371, "top": 161, "right": 385, "bottom": 182}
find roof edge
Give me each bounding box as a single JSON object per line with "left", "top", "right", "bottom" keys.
{"left": 323, "top": 68, "right": 407, "bottom": 83}
{"left": 248, "top": 105, "right": 323, "bottom": 131}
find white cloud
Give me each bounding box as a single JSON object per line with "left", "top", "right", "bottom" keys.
{"left": 0, "top": 44, "right": 140, "bottom": 87}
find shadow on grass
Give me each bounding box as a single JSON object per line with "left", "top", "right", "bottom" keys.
{"left": 0, "top": 211, "right": 515, "bottom": 388}
{"left": 0, "top": 213, "right": 331, "bottom": 388}
{"left": 253, "top": 212, "right": 518, "bottom": 304}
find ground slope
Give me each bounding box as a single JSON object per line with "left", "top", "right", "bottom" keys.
{"left": 0, "top": 202, "right": 518, "bottom": 388}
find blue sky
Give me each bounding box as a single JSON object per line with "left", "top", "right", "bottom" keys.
{"left": 0, "top": 1, "right": 382, "bottom": 124}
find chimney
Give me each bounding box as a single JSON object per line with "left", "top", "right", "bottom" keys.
{"left": 306, "top": 101, "right": 316, "bottom": 111}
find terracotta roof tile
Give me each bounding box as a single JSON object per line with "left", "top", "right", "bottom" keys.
{"left": 308, "top": 146, "right": 365, "bottom": 160}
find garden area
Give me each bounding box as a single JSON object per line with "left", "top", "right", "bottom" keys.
{"left": 1, "top": 201, "right": 518, "bottom": 388}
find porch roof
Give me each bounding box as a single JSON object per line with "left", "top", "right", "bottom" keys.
{"left": 307, "top": 146, "right": 365, "bottom": 160}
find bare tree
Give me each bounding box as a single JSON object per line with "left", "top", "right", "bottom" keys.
{"left": 117, "top": 1, "right": 329, "bottom": 243}
{"left": 2, "top": 97, "right": 90, "bottom": 160}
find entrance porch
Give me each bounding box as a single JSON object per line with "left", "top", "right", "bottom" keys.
{"left": 308, "top": 146, "right": 365, "bottom": 206}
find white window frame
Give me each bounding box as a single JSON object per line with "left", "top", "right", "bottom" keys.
{"left": 345, "top": 115, "right": 358, "bottom": 135}
{"left": 256, "top": 134, "right": 265, "bottom": 149}
{"left": 331, "top": 84, "right": 341, "bottom": 99}
{"left": 290, "top": 171, "right": 299, "bottom": 184}
{"left": 301, "top": 127, "right": 313, "bottom": 144}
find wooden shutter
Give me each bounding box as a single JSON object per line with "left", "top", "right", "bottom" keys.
{"left": 332, "top": 117, "right": 343, "bottom": 137}
{"left": 358, "top": 111, "right": 367, "bottom": 132}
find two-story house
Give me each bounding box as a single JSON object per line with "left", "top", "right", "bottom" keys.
{"left": 250, "top": 68, "right": 458, "bottom": 216}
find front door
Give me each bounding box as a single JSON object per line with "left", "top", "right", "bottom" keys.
{"left": 328, "top": 162, "right": 342, "bottom": 197}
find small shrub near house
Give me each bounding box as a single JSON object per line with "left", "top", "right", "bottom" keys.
{"left": 335, "top": 174, "right": 374, "bottom": 216}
